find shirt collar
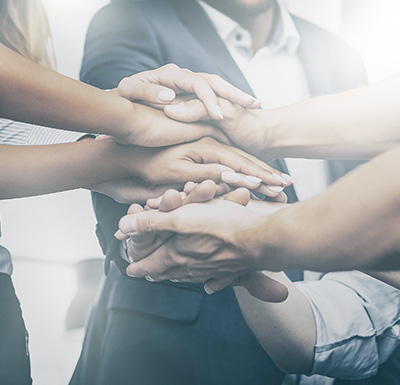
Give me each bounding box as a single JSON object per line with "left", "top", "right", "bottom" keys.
{"left": 198, "top": 0, "right": 301, "bottom": 56}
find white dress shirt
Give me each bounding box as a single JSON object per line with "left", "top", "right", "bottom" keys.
{"left": 199, "top": 0, "right": 330, "bottom": 202}
{"left": 199, "top": 1, "right": 400, "bottom": 382}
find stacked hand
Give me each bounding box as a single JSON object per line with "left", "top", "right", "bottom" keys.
{"left": 89, "top": 64, "right": 293, "bottom": 204}
{"left": 92, "top": 63, "right": 293, "bottom": 297}
{"left": 112, "top": 64, "right": 261, "bottom": 147}
{"left": 115, "top": 182, "right": 289, "bottom": 303}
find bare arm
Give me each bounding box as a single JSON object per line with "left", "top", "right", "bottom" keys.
{"left": 0, "top": 135, "right": 289, "bottom": 200}
{"left": 266, "top": 73, "right": 400, "bottom": 160}
{"left": 234, "top": 277, "right": 315, "bottom": 374}
{"left": 0, "top": 44, "right": 258, "bottom": 147}
{"left": 119, "top": 146, "right": 400, "bottom": 282}
{"left": 257, "top": 145, "right": 400, "bottom": 274}
{"left": 0, "top": 44, "right": 135, "bottom": 141}
{"left": 168, "top": 74, "right": 400, "bottom": 161}
{"left": 0, "top": 139, "right": 131, "bottom": 199}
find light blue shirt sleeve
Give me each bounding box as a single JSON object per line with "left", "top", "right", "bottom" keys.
{"left": 295, "top": 271, "right": 400, "bottom": 380}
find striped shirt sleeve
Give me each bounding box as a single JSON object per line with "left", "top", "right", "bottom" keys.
{"left": 0, "top": 118, "right": 88, "bottom": 145}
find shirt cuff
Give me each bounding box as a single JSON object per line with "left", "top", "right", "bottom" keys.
{"left": 119, "top": 240, "right": 131, "bottom": 263}
{"left": 295, "top": 273, "right": 379, "bottom": 380}
{"left": 26, "top": 125, "right": 89, "bottom": 145}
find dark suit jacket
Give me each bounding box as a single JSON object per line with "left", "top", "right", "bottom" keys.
{"left": 73, "top": 1, "right": 374, "bottom": 384}
{"left": 81, "top": 0, "right": 366, "bottom": 275}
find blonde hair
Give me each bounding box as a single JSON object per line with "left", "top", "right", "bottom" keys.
{"left": 0, "top": 0, "right": 54, "bottom": 68}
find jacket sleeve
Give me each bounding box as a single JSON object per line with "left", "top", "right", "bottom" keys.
{"left": 80, "top": 2, "right": 166, "bottom": 274}
{"left": 80, "top": 2, "right": 165, "bottom": 89}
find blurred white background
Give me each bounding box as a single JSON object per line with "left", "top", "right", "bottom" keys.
{"left": 0, "top": 0, "right": 399, "bottom": 384}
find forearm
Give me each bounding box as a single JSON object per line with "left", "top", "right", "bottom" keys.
{"left": 266, "top": 74, "right": 400, "bottom": 160}
{"left": 0, "top": 139, "right": 139, "bottom": 199}
{"left": 235, "top": 273, "right": 316, "bottom": 374}
{"left": 0, "top": 44, "right": 134, "bottom": 139}
{"left": 254, "top": 146, "right": 400, "bottom": 272}
{"left": 235, "top": 200, "right": 316, "bottom": 373}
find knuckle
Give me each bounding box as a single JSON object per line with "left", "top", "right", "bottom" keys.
{"left": 198, "top": 136, "right": 218, "bottom": 146}
{"left": 164, "top": 247, "right": 178, "bottom": 267}
{"left": 208, "top": 73, "right": 222, "bottom": 83}
{"left": 163, "top": 63, "right": 180, "bottom": 71}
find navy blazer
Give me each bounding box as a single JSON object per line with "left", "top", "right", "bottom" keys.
{"left": 77, "top": 2, "right": 369, "bottom": 384}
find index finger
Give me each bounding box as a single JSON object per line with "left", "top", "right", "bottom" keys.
{"left": 155, "top": 66, "right": 257, "bottom": 120}
{"left": 199, "top": 72, "right": 260, "bottom": 109}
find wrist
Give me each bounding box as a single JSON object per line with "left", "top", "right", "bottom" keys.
{"left": 108, "top": 98, "right": 141, "bottom": 144}
{"left": 258, "top": 108, "right": 297, "bottom": 160}
{"left": 255, "top": 206, "right": 304, "bottom": 272}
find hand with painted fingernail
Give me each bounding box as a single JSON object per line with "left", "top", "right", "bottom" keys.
{"left": 116, "top": 63, "right": 260, "bottom": 122}
{"left": 163, "top": 97, "right": 287, "bottom": 164}
{"left": 132, "top": 137, "right": 291, "bottom": 194}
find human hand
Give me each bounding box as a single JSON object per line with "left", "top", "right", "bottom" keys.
{"left": 164, "top": 97, "right": 279, "bottom": 162}
{"left": 89, "top": 177, "right": 181, "bottom": 204}
{"left": 115, "top": 63, "right": 260, "bottom": 121}
{"left": 130, "top": 137, "right": 291, "bottom": 199}
{"left": 89, "top": 135, "right": 290, "bottom": 202}
{"left": 116, "top": 184, "right": 289, "bottom": 302}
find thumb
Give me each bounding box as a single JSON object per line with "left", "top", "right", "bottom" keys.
{"left": 118, "top": 210, "right": 178, "bottom": 236}
{"left": 117, "top": 76, "right": 176, "bottom": 104}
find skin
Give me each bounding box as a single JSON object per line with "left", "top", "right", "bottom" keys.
{"left": 166, "top": 74, "right": 400, "bottom": 162}
{"left": 111, "top": 0, "right": 399, "bottom": 375}
{"left": 1, "top": 42, "right": 292, "bottom": 200}
{"left": 117, "top": 146, "right": 400, "bottom": 285}
{"left": 0, "top": 44, "right": 260, "bottom": 147}
{"left": 203, "top": 0, "right": 276, "bottom": 52}
{"left": 0, "top": 137, "right": 289, "bottom": 200}
{"left": 115, "top": 182, "right": 316, "bottom": 374}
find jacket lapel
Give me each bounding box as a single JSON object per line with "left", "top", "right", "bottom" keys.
{"left": 170, "top": 0, "right": 299, "bottom": 201}
{"left": 293, "top": 17, "right": 336, "bottom": 97}
{"left": 171, "top": 0, "right": 254, "bottom": 94}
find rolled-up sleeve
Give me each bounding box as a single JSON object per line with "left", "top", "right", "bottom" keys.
{"left": 295, "top": 271, "right": 400, "bottom": 380}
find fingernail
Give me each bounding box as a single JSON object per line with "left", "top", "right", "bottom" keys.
{"left": 204, "top": 286, "right": 215, "bottom": 295}
{"left": 165, "top": 103, "right": 185, "bottom": 115}
{"left": 170, "top": 279, "right": 180, "bottom": 283}
{"left": 272, "top": 173, "right": 288, "bottom": 185}
{"left": 213, "top": 105, "right": 224, "bottom": 120}
{"left": 145, "top": 276, "right": 156, "bottom": 282}
{"left": 180, "top": 191, "right": 188, "bottom": 200}
{"left": 147, "top": 197, "right": 162, "bottom": 206}
{"left": 221, "top": 171, "right": 241, "bottom": 184}
{"left": 126, "top": 269, "right": 137, "bottom": 278}
{"left": 114, "top": 230, "right": 123, "bottom": 238}
{"left": 120, "top": 217, "right": 138, "bottom": 234}
{"left": 158, "top": 88, "right": 176, "bottom": 101}
{"left": 245, "top": 176, "right": 262, "bottom": 185}
{"left": 266, "top": 185, "right": 284, "bottom": 193}
{"left": 282, "top": 173, "right": 295, "bottom": 184}
{"left": 249, "top": 95, "right": 261, "bottom": 104}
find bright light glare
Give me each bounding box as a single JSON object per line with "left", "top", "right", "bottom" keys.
{"left": 341, "top": 0, "right": 400, "bottom": 82}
